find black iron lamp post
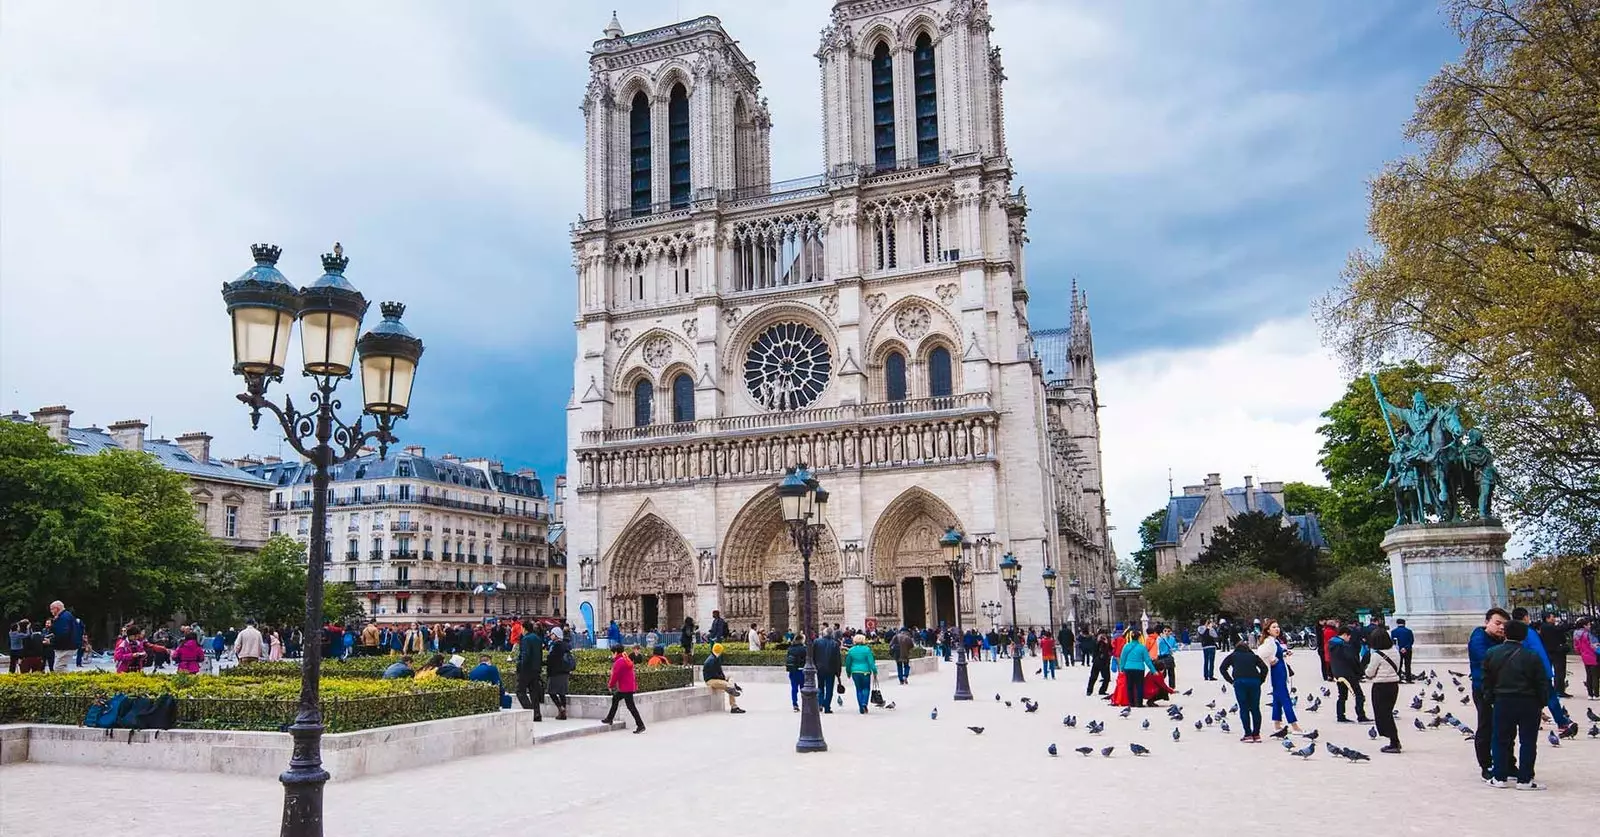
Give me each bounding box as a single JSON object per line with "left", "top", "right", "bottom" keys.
{"left": 982, "top": 600, "right": 1001, "bottom": 631}
{"left": 1042, "top": 566, "right": 1058, "bottom": 636}
{"left": 778, "top": 464, "right": 828, "bottom": 753}
{"left": 940, "top": 526, "right": 975, "bottom": 701}
{"left": 1068, "top": 577, "right": 1081, "bottom": 635}
{"left": 1085, "top": 586, "right": 1098, "bottom": 631}
{"left": 999, "top": 551, "right": 1024, "bottom": 683}
{"left": 222, "top": 243, "right": 423, "bottom": 837}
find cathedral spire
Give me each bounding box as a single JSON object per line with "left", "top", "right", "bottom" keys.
{"left": 604, "top": 11, "right": 624, "bottom": 40}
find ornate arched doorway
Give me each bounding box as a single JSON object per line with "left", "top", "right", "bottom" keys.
{"left": 720, "top": 487, "right": 843, "bottom": 634}
{"left": 867, "top": 487, "right": 968, "bottom": 630}
{"left": 603, "top": 513, "right": 695, "bottom": 632}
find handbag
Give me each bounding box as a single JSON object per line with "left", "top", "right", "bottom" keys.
{"left": 836, "top": 679, "right": 846, "bottom": 695}
{"left": 869, "top": 671, "right": 885, "bottom": 707}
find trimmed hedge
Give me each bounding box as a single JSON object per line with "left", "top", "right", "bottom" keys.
{"left": 226, "top": 655, "right": 694, "bottom": 695}
{"left": 701, "top": 643, "right": 925, "bottom": 667}
{"left": 0, "top": 672, "right": 498, "bottom": 733}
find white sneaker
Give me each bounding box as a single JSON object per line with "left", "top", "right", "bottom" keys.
{"left": 1514, "top": 782, "right": 1546, "bottom": 791}
{"left": 1484, "top": 778, "right": 1509, "bottom": 789}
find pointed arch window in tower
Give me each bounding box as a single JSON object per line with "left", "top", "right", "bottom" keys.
{"left": 633, "top": 378, "right": 654, "bottom": 428}
{"left": 885, "top": 351, "right": 907, "bottom": 403}
{"left": 671, "top": 372, "right": 695, "bottom": 424}
{"left": 928, "top": 346, "right": 953, "bottom": 399}
{"left": 871, "top": 41, "right": 896, "bottom": 170}
{"left": 913, "top": 33, "right": 939, "bottom": 166}
{"left": 668, "top": 85, "right": 691, "bottom": 209}
{"left": 629, "top": 91, "right": 652, "bottom": 216}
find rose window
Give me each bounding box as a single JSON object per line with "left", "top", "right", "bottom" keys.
{"left": 744, "top": 322, "right": 832, "bottom": 411}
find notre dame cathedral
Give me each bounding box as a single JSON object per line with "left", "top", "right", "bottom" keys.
{"left": 565, "top": 0, "right": 1113, "bottom": 638}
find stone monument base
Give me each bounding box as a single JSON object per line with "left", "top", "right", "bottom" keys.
{"left": 1382, "top": 521, "right": 1509, "bottom": 662}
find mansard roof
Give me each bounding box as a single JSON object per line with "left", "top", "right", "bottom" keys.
{"left": 243, "top": 451, "right": 544, "bottom": 499}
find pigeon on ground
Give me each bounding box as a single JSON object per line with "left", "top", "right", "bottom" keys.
{"left": 1410, "top": 696, "right": 1423, "bottom": 710}
{"left": 1141, "top": 719, "right": 1150, "bottom": 729}
{"left": 1194, "top": 720, "right": 1203, "bottom": 731}
{"left": 1172, "top": 727, "right": 1181, "bottom": 742}
{"left": 1320, "top": 687, "right": 1331, "bottom": 697}
{"left": 1205, "top": 716, "right": 1214, "bottom": 726}
{"left": 1087, "top": 721, "right": 1104, "bottom": 735}
{"left": 1119, "top": 707, "right": 1132, "bottom": 718}
{"left": 1587, "top": 724, "right": 1599, "bottom": 739}
{"left": 1221, "top": 685, "right": 1229, "bottom": 693}
{"left": 1303, "top": 729, "right": 1319, "bottom": 740}
{"left": 1100, "top": 746, "right": 1115, "bottom": 757}
{"left": 1459, "top": 695, "right": 1470, "bottom": 705}
{"left": 1428, "top": 716, "right": 1444, "bottom": 728}
{"left": 1448, "top": 669, "right": 1465, "bottom": 677}
{"left": 1047, "top": 743, "right": 1058, "bottom": 757}
{"left": 1024, "top": 701, "right": 1039, "bottom": 714}
{"left": 1036, "top": 667, "right": 1043, "bottom": 675}
{"left": 884, "top": 701, "right": 896, "bottom": 710}
{"left": 968, "top": 726, "right": 985, "bottom": 735}
{"left": 1129, "top": 743, "right": 1150, "bottom": 756}
{"left": 1547, "top": 730, "right": 1562, "bottom": 747}
{"left": 1182, "top": 689, "right": 1193, "bottom": 696}
{"left": 931, "top": 708, "right": 938, "bottom": 720}
{"left": 1269, "top": 727, "right": 1290, "bottom": 739}
{"left": 1291, "top": 686, "right": 1298, "bottom": 694}
{"left": 1587, "top": 707, "right": 1599, "bottom": 724}
{"left": 1075, "top": 746, "right": 1093, "bottom": 756}
{"left": 1290, "top": 741, "right": 1316, "bottom": 759}
{"left": 1281, "top": 739, "right": 1295, "bottom": 750}
{"left": 1206, "top": 701, "right": 1217, "bottom": 709}
{"left": 1326, "top": 743, "right": 1346, "bottom": 758}
{"left": 1425, "top": 705, "right": 1441, "bottom": 715}
{"left": 1220, "top": 720, "right": 1231, "bottom": 733}
{"left": 995, "top": 694, "right": 1002, "bottom": 701}
{"left": 1368, "top": 727, "right": 1379, "bottom": 739}
{"left": 1459, "top": 726, "right": 1475, "bottom": 737}
{"left": 1339, "top": 747, "right": 1371, "bottom": 762}
{"left": 1414, "top": 718, "right": 1427, "bottom": 731}
{"left": 1005, "top": 701, "right": 1013, "bottom": 708}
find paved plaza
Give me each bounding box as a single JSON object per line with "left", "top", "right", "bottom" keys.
{"left": 0, "top": 649, "right": 1590, "bottom": 836}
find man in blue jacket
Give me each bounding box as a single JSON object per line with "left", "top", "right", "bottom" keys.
{"left": 1469, "top": 607, "right": 1510, "bottom": 781}
{"left": 1390, "top": 618, "right": 1415, "bottom": 683}
{"left": 1511, "top": 608, "right": 1577, "bottom": 736}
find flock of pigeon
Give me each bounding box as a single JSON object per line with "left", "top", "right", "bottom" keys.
{"left": 932, "top": 667, "right": 1599, "bottom": 761}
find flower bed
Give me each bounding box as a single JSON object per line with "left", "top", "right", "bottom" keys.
{"left": 226, "top": 655, "right": 694, "bottom": 694}
{"left": 0, "top": 672, "right": 498, "bottom": 733}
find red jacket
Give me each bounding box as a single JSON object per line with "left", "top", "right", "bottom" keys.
{"left": 1040, "top": 636, "right": 1056, "bottom": 659}
{"left": 608, "top": 654, "right": 638, "bottom": 693}
{"left": 1321, "top": 626, "right": 1337, "bottom": 661}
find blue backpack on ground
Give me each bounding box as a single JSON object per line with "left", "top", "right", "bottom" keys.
{"left": 84, "top": 693, "right": 127, "bottom": 729}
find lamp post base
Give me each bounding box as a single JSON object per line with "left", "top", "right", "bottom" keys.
{"left": 1011, "top": 654, "right": 1026, "bottom": 683}
{"left": 953, "top": 650, "right": 974, "bottom": 700}
{"left": 796, "top": 663, "right": 827, "bottom": 753}
{"left": 279, "top": 720, "right": 331, "bottom": 837}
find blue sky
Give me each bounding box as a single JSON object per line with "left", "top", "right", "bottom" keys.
{"left": 0, "top": 1, "right": 1463, "bottom": 554}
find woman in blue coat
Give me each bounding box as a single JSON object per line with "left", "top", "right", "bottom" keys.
{"left": 1256, "top": 620, "right": 1304, "bottom": 733}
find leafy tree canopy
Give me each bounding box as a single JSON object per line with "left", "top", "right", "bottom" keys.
{"left": 1130, "top": 507, "right": 1167, "bottom": 586}
{"left": 1319, "top": 0, "right": 1600, "bottom": 553}
{"left": 1193, "top": 510, "right": 1320, "bottom": 592}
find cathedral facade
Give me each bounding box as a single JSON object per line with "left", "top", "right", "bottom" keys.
{"left": 565, "top": 0, "right": 1114, "bottom": 638}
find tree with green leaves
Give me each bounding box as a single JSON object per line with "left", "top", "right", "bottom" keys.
{"left": 236, "top": 536, "right": 311, "bottom": 628}
{"left": 1314, "top": 363, "right": 1459, "bottom": 569}
{"left": 1319, "top": 0, "right": 1600, "bottom": 554}
{"left": 1129, "top": 507, "right": 1167, "bottom": 586}
{"left": 323, "top": 582, "right": 368, "bottom": 625}
{"left": 1192, "top": 510, "right": 1321, "bottom": 592}
{"left": 1139, "top": 569, "right": 1220, "bottom": 628}
{"left": 1310, "top": 565, "right": 1397, "bottom": 622}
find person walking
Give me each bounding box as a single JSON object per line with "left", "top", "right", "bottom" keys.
{"left": 234, "top": 619, "right": 265, "bottom": 664}
{"left": 1119, "top": 629, "right": 1157, "bottom": 708}
{"left": 785, "top": 637, "right": 807, "bottom": 712}
{"left": 1573, "top": 617, "right": 1598, "bottom": 700}
{"left": 600, "top": 644, "right": 646, "bottom": 734}
{"left": 747, "top": 623, "right": 762, "bottom": 651}
{"left": 1086, "top": 630, "right": 1112, "bottom": 696}
{"left": 1534, "top": 611, "right": 1574, "bottom": 698}
{"left": 1056, "top": 624, "right": 1073, "bottom": 668}
{"left": 1039, "top": 630, "right": 1057, "bottom": 679}
{"left": 1220, "top": 640, "right": 1269, "bottom": 742}
{"left": 813, "top": 630, "right": 842, "bottom": 713}
{"left": 1484, "top": 619, "right": 1551, "bottom": 789}
{"left": 515, "top": 620, "right": 546, "bottom": 720}
{"left": 1365, "top": 627, "right": 1403, "bottom": 753}
{"left": 1329, "top": 625, "right": 1371, "bottom": 724}
{"left": 1198, "top": 620, "right": 1219, "bottom": 681}
{"left": 545, "top": 627, "right": 572, "bottom": 720}
{"left": 845, "top": 634, "right": 877, "bottom": 714}
{"left": 680, "top": 616, "right": 697, "bottom": 665}
{"left": 702, "top": 643, "right": 746, "bottom": 714}
{"left": 893, "top": 627, "right": 915, "bottom": 684}
{"left": 46, "top": 602, "right": 79, "bottom": 672}
{"left": 1156, "top": 625, "right": 1179, "bottom": 688}
{"left": 1391, "top": 618, "right": 1415, "bottom": 682}
{"left": 1256, "top": 620, "right": 1303, "bottom": 733}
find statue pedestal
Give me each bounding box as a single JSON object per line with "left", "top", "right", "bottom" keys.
{"left": 1382, "top": 521, "right": 1509, "bottom": 662}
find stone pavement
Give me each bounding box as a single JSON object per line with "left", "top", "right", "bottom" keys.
{"left": 0, "top": 649, "right": 1590, "bottom": 837}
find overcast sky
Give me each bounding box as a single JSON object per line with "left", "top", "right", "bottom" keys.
{"left": 0, "top": 1, "right": 1462, "bottom": 558}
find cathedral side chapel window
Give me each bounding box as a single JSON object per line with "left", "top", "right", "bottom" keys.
{"left": 672, "top": 372, "right": 695, "bottom": 423}
{"left": 633, "top": 378, "right": 654, "bottom": 428}
{"left": 928, "top": 346, "right": 953, "bottom": 399}
{"left": 885, "top": 351, "right": 907, "bottom": 403}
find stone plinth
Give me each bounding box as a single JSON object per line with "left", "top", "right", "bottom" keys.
{"left": 1382, "top": 521, "right": 1510, "bottom": 661}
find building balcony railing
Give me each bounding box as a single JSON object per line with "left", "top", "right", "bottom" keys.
{"left": 440, "top": 552, "right": 453, "bottom": 561}
{"left": 346, "top": 523, "right": 361, "bottom": 532}
{"left": 368, "top": 549, "right": 384, "bottom": 560}
{"left": 422, "top": 524, "right": 433, "bottom": 532}
{"left": 389, "top": 550, "right": 416, "bottom": 560}
{"left": 582, "top": 392, "right": 993, "bottom": 445}
{"left": 390, "top": 521, "right": 419, "bottom": 532}
{"left": 269, "top": 500, "right": 288, "bottom": 511}
{"left": 500, "top": 530, "right": 546, "bottom": 544}
{"left": 291, "top": 500, "right": 315, "bottom": 510}
{"left": 344, "top": 551, "right": 360, "bottom": 561}
{"left": 422, "top": 550, "right": 435, "bottom": 560}
{"left": 549, "top": 554, "right": 567, "bottom": 568}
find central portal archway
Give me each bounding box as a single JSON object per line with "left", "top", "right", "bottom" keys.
{"left": 720, "top": 487, "right": 842, "bottom": 634}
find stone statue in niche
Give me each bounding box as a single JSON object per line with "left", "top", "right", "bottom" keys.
{"left": 697, "top": 550, "right": 717, "bottom": 584}
{"left": 579, "top": 557, "right": 597, "bottom": 590}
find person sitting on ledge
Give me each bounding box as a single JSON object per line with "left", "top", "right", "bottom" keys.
{"left": 383, "top": 654, "right": 416, "bottom": 679}
{"left": 703, "top": 643, "right": 746, "bottom": 714}
{"left": 646, "top": 646, "right": 671, "bottom": 667}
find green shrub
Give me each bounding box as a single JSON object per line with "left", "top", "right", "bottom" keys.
{"left": 225, "top": 654, "right": 694, "bottom": 694}
{"left": 0, "top": 672, "right": 498, "bottom": 733}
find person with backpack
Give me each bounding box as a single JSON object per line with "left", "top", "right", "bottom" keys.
{"left": 114, "top": 627, "right": 149, "bottom": 673}
{"left": 47, "top": 601, "right": 80, "bottom": 672}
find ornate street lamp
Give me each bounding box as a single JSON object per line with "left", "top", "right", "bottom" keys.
{"left": 940, "top": 526, "right": 974, "bottom": 701}
{"left": 999, "top": 551, "right": 1024, "bottom": 683}
{"left": 1068, "top": 577, "right": 1081, "bottom": 635}
{"left": 778, "top": 464, "right": 827, "bottom": 753}
{"left": 981, "top": 600, "right": 1002, "bottom": 631}
{"left": 223, "top": 243, "right": 423, "bottom": 837}
{"left": 1042, "top": 566, "right": 1058, "bottom": 636}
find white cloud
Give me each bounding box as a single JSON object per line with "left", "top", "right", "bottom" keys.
{"left": 1097, "top": 316, "right": 1346, "bottom": 557}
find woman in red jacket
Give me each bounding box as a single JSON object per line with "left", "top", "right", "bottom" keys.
{"left": 601, "top": 644, "right": 646, "bottom": 733}
{"left": 1040, "top": 633, "right": 1058, "bottom": 679}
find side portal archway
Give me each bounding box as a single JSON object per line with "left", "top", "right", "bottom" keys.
{"left": 603, "top": 513, "right": 695, "bottom": 632}
{"left": 719, "top": 487, "right": 843, "bottom": 634}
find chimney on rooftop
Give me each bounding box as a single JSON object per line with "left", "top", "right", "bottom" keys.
{"left": 107, "top": 419, "right": 148, "bottom": 452}
{"left": 175, "top": 431, "right": 212, "bottom": 464}
{"left": 31, "top": 405, "right": 73, "bottom": 444}
{"left": 262, "top": 455, "right": 282, "bottom": 464}
{"left": 1243, "top": 475, "right": 1254, "bottom": 511}
{"left": 403, "top": 445, "right": 425, "bottom": 458}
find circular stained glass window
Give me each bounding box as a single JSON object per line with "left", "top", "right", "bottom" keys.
{"left": 744, "top": 321, "right": 832, "bottom": 411}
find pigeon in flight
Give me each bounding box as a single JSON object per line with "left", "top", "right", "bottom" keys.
{"left": 1129, "top": 743, "right": 1150, "bottom": 756}
{"left": 968, "top": 726, "right": 985, "bottom": 735}
{"left": 1047, "top": 743, "right": 1058, "bottom": 757}
{"left": 1290, "top": 741, "right": 1316, "bottom": 759}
